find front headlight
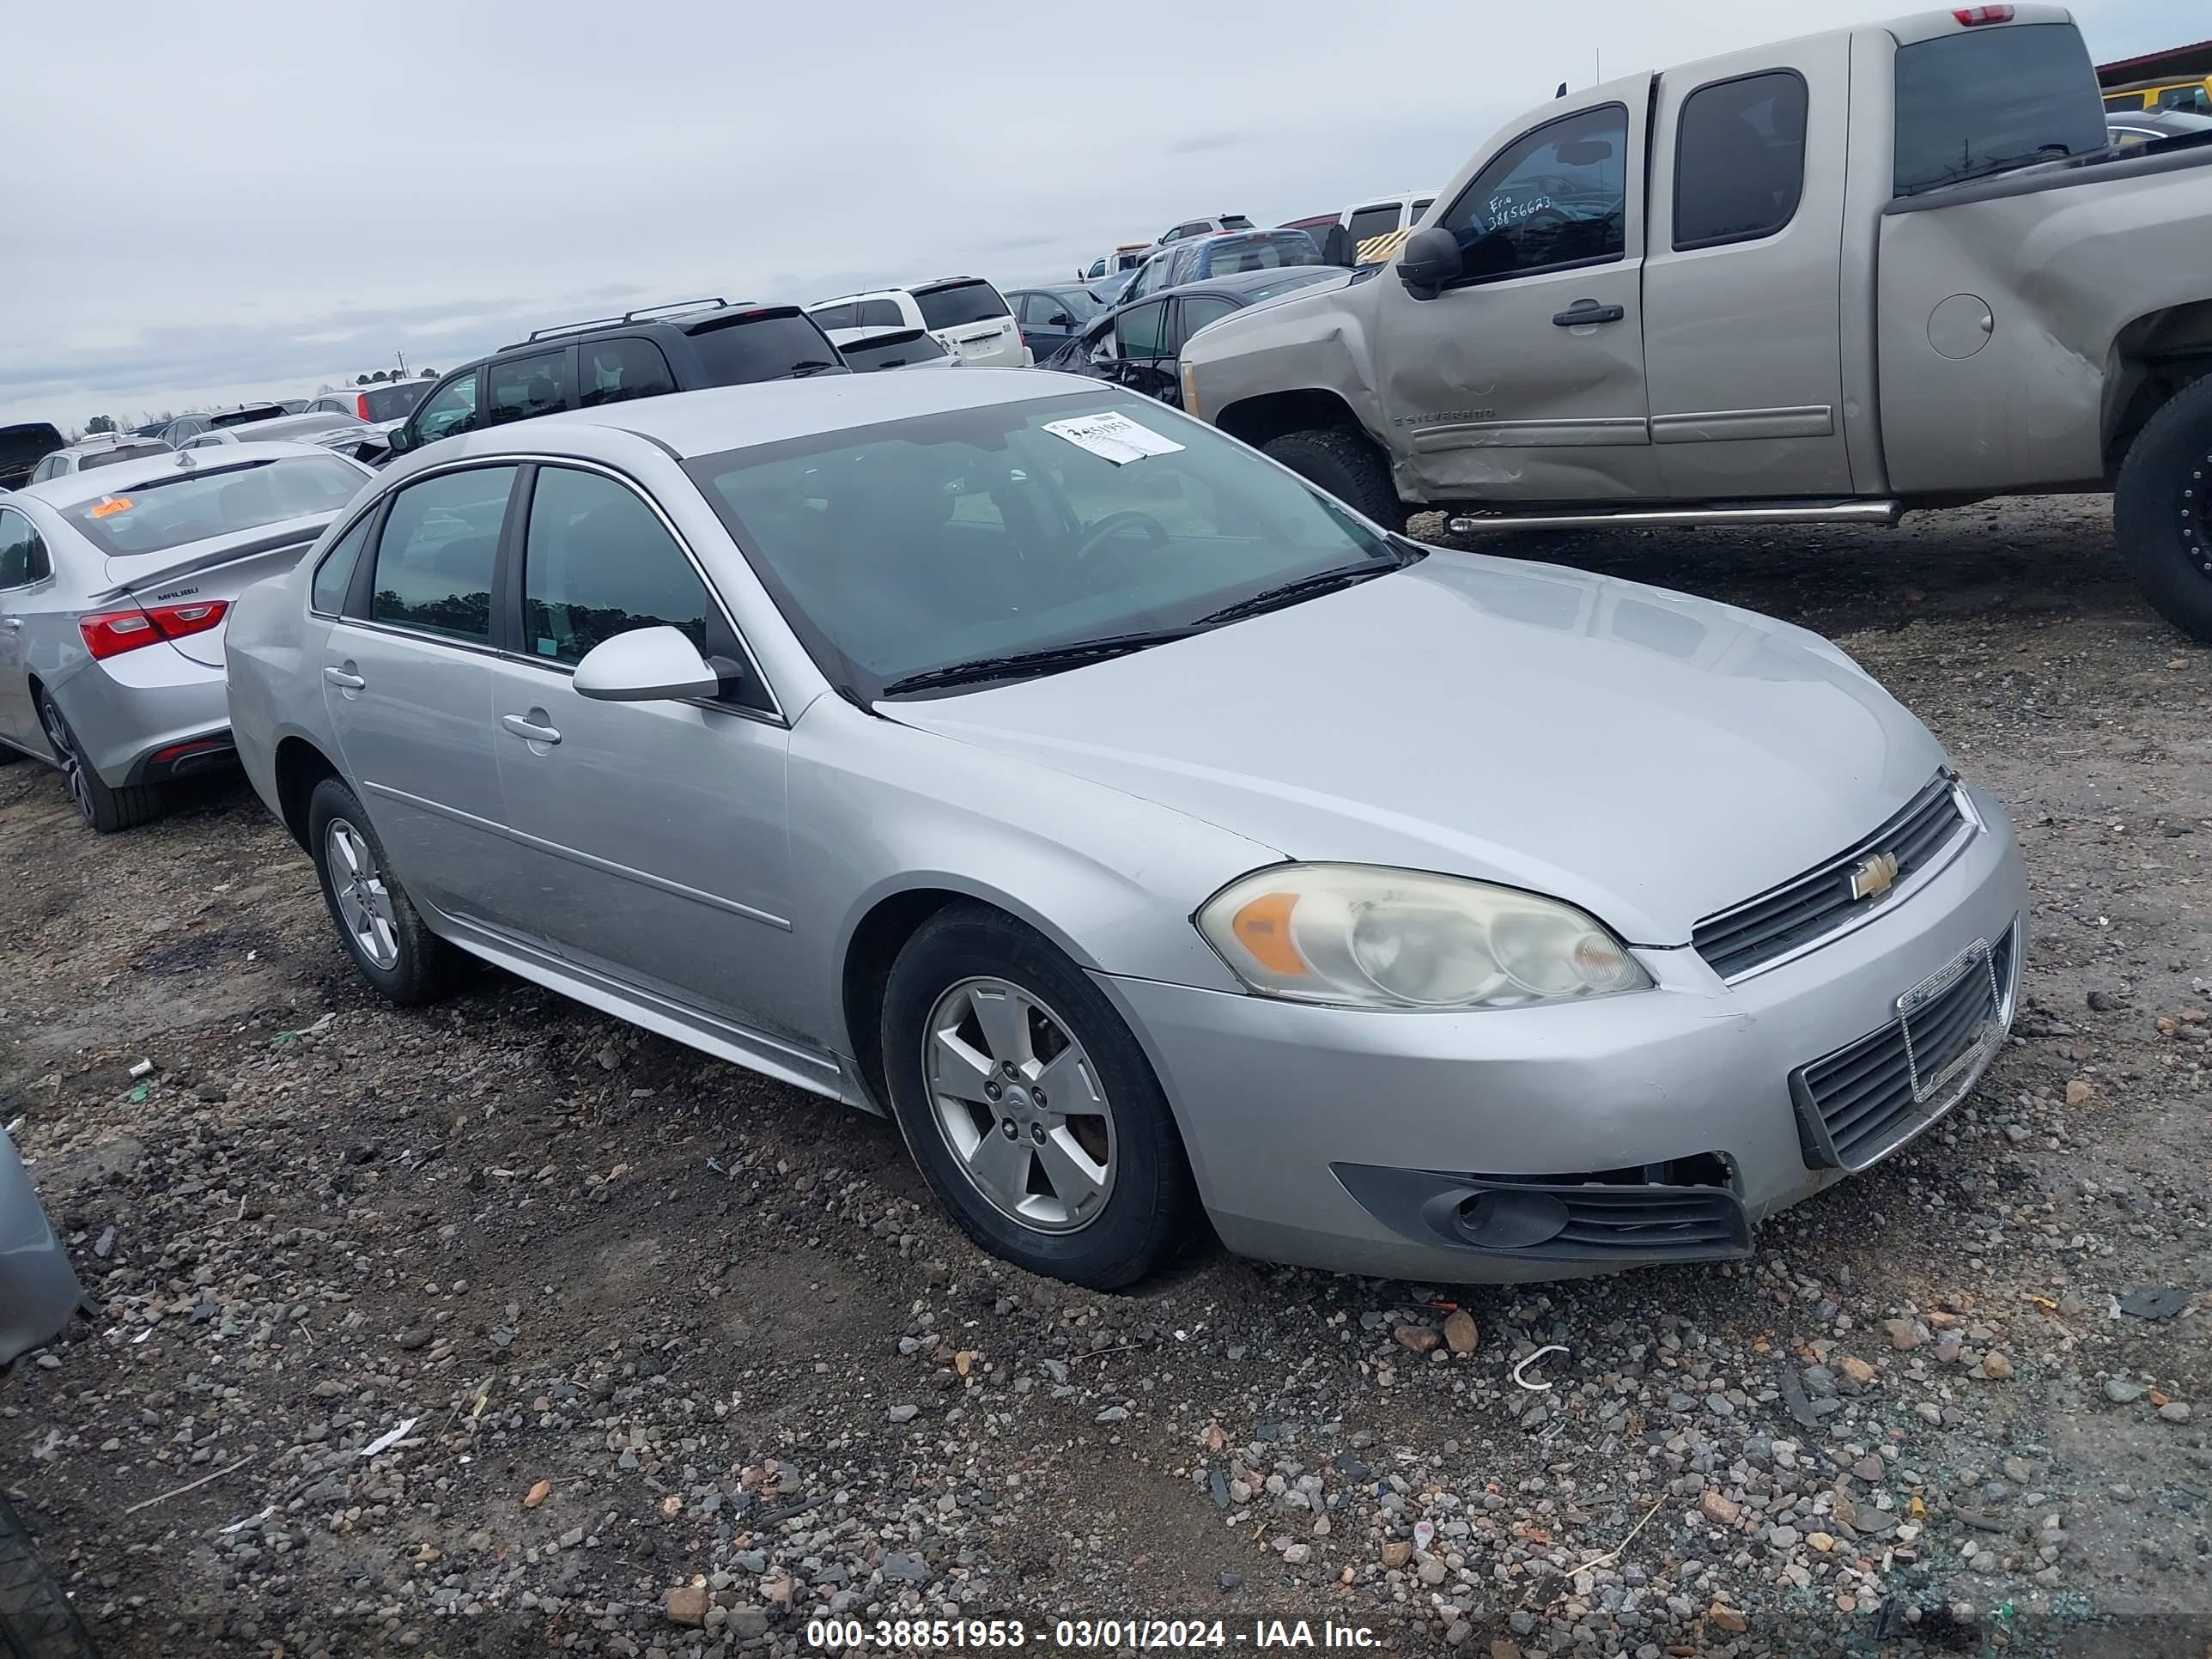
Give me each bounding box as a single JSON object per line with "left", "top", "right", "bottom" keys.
{"left": 1196, "top": 864, "right": 1650, "bottom": 1011}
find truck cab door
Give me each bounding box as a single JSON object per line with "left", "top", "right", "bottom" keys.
{"left": 1376, "top": 81, "right": 1660, "bottom": 502}
{"left": 1642, "top": 35, "right": 1853, "bottom": 497}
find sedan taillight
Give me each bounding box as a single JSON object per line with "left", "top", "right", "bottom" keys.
{"left": 79, "top": 600, "right": 229, "bottom": 660}
{"left": 357, "top": 394, "right": 373, "bottom": 422}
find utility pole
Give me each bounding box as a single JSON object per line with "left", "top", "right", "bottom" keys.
{"left": 395, "top": 349, "right": 408, "bottom": 379}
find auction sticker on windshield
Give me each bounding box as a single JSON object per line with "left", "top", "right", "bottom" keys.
{"left": 1042, "top": 411, "right": 1185, "bottom": 465}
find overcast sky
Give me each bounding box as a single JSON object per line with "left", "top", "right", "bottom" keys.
{"left": 1, "top": 1, "right": 2194, "bottom": 431}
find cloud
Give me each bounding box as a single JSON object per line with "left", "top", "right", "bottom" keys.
{"left": 1166, "top": 131, "right": 1249, "bottom": 155}
{"left": 3, "top": 0, "right": 2202, "bottom": 428}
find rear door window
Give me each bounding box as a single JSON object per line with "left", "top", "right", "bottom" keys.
{"left": 915, "top": 281, "right": 1010, "bottom": 330}
{"left": 579, "top": 338, "right": 678, "bottom": 408}
{"left": 0, "top": 507, "right": 50, "bottom": 586}
{"left": 485, "top": 350, "right": 574, "bottom": 427}
{"left": 368, "top": 465, "right": 518, "bottom": 642}
{"left": 1346, "top": 204, "right": 1401, "bottom": 246}
{"left": 1176, "top": 295, "right": 1239, "bottom": 348}
{"left": 811, "top": 302, "right": 860, "bottom": 331}
{"left": 312, "top": 512, "right": 375, "bottom": 615}
{"left": 1893, "top": 22, "right": 2106, "bottom": 196}
{"left": 1673, "top": 70, "right": 1808, "bottom": 248}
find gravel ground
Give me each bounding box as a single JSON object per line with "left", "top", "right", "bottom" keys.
{"left": 3, "top": 492, "right": 2209, "bottom": 1659}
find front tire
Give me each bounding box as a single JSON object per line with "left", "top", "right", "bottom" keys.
{"left": 1261, "top": 428, "right": 1408, "bottom": 532}
{"left": 306, "top": 778, "right": 459, "bottom": 1006}
{"left": 2117, "top": 374, "right": 2212, "bottom": 641}
{"left": 0, "top": 1492, "right": 100, "bottom": 1659}
{"left": 881, "top": 904, "right": 1200, "bottom": 1289}
{"left": 35, "top": 692, "right": 160, "bottom": 835}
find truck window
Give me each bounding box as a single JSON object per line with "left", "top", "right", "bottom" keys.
{"left": 1674, "top": 70, "right": 1808, "bottom": 250}
{"left": 1436, "top": 104, "right": 1628, "bottom": 283}
{"left": 1346, "top": 204, "right": 1401, "bottom": 246}
{"left": 1893, "top": 22, "right": 2106, "bottom": 198}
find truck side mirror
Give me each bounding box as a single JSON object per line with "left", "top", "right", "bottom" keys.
{"left": 1396, "top": 228, "right": 1463, "bottom": 301}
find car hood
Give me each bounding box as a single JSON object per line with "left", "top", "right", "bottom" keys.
{"left": 880, "top": 553, "right": 1948, "bottom": 945}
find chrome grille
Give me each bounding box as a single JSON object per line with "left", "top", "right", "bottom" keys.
{"left": 1692, "top": 775, "right": 1968, "bottom": 979}
{"left": 1792, "top": 926, "right": 2015, "bottom": 1170}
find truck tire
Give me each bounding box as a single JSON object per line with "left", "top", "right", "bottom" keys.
{"left": 2116, "top": 374, "right": 2212, "bottom": 641}
{"left": 0, "top": 1493, "right": 100, "bottom": 1659}
{"left": 1261, "top": 429, "right": 1408, "bottom": 532}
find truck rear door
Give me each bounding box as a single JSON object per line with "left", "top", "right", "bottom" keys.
{"left": 1641, "top": 32, "right": 1853, "bottom": 498}
{"left": 1376, "top": 80, "right": 1659, "bottom": 502}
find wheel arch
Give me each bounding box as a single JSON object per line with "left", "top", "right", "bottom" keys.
{"left": 1212, "top": 386, "right": 1374, "bottom": 452}
{"left": 836, "top": 878, "right": 1109, "bottom": 1115}
{"left": 2105, "top": 298, "right": 2212, "bottom": 476}
{"left": 272, "top": 734, "right": 343, "bottom": 851}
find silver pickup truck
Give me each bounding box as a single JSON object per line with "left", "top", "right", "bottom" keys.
{"left": 1181, "top": 5, "right": 2212, "bottom": 637}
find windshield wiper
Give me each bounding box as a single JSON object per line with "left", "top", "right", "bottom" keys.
{"left": 1191, "top": 560, "right": 1401, "bottom": 628}
{"left": 880, "top": 629, "right": 1197, "bottom": 696}
{"left": 779, "top": 361, "right": 844, "bottom": 379}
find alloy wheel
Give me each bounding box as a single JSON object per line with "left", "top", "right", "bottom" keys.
{"left": 325, "top": 817, "right": 401, "bottom": 970}
{"left": 921, "top": 976, "right": 1116, "bottom": 1234}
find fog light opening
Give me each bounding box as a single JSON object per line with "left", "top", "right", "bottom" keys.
{"left": 1455, "top": 1188, "right": 1570, "bottom": 1249}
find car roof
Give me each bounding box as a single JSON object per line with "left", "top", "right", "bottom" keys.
{"left": 14, "top": 441, "right": 354, "bottom": 508}
{"left": 434, "top": 368, "right": 1101, "bottom": 463}
{"left": 495, "top": 299, "right": 775, "bottom": 354}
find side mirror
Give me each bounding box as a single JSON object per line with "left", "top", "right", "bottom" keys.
{"left": 384, "top": 424, "right": 416, "bottom": 454}
{"left": 1048, "top": 313, "right": 1074, "bottom": 329}
{"left": 1396, "top": 227, "right": 1463, "bottom": 300}
{"left": 573, "top": 625, "right": 725, "bottom": 702}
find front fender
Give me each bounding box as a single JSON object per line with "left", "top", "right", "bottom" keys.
{"left": 1186, "top": 279, "right": 1390, "bottom": 445}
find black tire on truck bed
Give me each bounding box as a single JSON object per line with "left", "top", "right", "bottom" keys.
{"left": 0, "top": 1492, "right": 100, "bottom": 1659}
{"left": 1260, "top": 428, "right": 1408, "bottom": 532}
{"left": 2116, "top": 373, "right": 2212, "bottom": 642}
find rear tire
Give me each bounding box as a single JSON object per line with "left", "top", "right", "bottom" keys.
{"left": 34, "top": 692, "right": 160, "bottom": 835}
{"left": 1261, "top": 428, "right": 1408, "bottom": 532}
{"left": 306, "top": 777, "right": 459, "bottom": 1006}
{"left": 880, "top": 904, "right": 1200, "bottom": 1290}
{"left": 0, "top": 1492, "right": 100, "bottom": 1659}
{"left": 2116, "top": 373, "right": 2212, "bottom": 641}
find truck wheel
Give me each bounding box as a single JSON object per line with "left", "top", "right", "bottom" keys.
{"left": 2117, "top": 374, "right": 2212, "bottom": 641}
{"left": 0, "top": 1492, "right": 100, "bottom": 1659}
{"left": 1261, "top": 429, "right": 1408, "bottom": 532}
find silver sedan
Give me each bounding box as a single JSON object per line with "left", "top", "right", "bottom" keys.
{"left": 224, "top": 371, "right": 2027, "bottom": 1289}
{"left": 0, "top": 443, "right": 372, "bottom": 830}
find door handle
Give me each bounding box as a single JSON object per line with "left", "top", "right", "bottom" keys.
{"left": 501, "top": 714, "right": 562, "bottom": 745}
{"left": 324, "top": 666, "right": 366, "bottom": 689}
{"left": 1553, "top": 302, "right": 1626, "bottom": 327}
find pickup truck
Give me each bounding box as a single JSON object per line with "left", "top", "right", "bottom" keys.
{"left": 1180, "top": 5, "right": 2212, "bottom": 639}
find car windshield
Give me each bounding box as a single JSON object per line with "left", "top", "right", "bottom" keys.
{"left": 915, "top": 281, "right": 1010, "bottom": 331}
{"left": 208, "top": 405, "right": 287, "bottom": 429}
{"left": 59, "top": 454, "right": 364, "bottom": 556}
{"left": 1893, "top": 23, "right": 2107, "bottom": 195}
{"left": 78, "top": 443, "right": 172, "bottom": 471}
{"left": 688, "top": 389, "right": 1401, "bottom": 698}
{"left": 360, "top": 381, "right": 430, "bottom": 422}
{"left": 686, "top": 313, "right": 847, "bottom": 381}
{"left": 838, "top": 331, "right": 947, "bottom": 371}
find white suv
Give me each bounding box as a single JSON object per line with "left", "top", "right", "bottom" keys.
{"left": 808, "top": 278, "right": 1030, "bottom": 369}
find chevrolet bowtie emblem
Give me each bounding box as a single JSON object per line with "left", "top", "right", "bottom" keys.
{"left": 1850, "top": 850, "right": 1901, "bottom": 902}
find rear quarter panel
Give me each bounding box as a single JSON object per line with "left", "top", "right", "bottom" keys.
{"left": 1875, "top": 155, "right": 2212, "bottom": 494}
{"left": 224, "top": 559, "right": 337, "bottom": 823}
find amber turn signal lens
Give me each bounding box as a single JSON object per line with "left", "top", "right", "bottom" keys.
{"left": 1231, "top": 891, "right": 1305, "bottom": 976}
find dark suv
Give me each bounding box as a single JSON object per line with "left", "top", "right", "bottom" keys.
{"left": 386, "top": 299, "right": 848, "bottom": 457}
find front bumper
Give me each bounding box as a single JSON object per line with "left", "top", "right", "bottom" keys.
{"left": 54, "top": 647, "right": 232, "bottom": 787}
{"left": 1097, "top": 786, "right": 2028, "bottom": 1284}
